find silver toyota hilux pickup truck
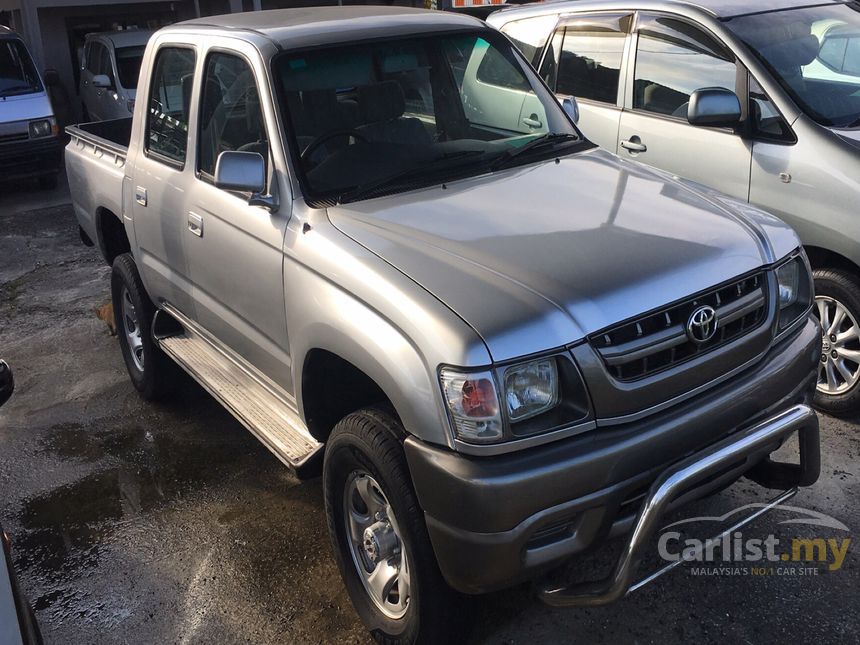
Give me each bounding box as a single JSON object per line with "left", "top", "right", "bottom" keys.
{"left": 66, "top": 7, "right": 821, "bottom": 643}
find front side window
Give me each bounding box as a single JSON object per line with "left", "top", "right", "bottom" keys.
{"left": 553, "top": 15, "right": 630, "bottom": 104}
{"left": 633, "top": 15, "right": 736, "bottom": 118}
{"left": 0, "top": 38, "right": 42, "bottom": 97}
{"left": 749, "top": 76, "right": 794, "bottom": 142}
{"left": 499, "top": 15, "right": 558, "bottom": 67}
{"left": 727, "top": 3, "right": 860, "bottom": 128}
{"left": 99, "top": 44, "right": 115, "bottom": 86}
{"left": 116, "top": 45, "right": 146, "bottom": 90}
{"left": 274, "top": 30, "right": 579, "bottom": 205}
{"left": 146, "top": 47, "right": 196, "bottom": 166}
{"left": 198, "top": 52, "right": 268, "bottom": 180}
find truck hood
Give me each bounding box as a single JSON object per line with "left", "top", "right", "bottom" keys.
{"left": 328, "top": 148, "right": 795, "bottom": 362}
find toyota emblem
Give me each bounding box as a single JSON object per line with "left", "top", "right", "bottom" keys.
{"left": 686, "top": 305, "right": 717, "bottom": 344}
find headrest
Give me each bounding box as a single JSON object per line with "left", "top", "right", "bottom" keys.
{"left": 757, "top": 22, "right": 820, "bottom": 70}
{"left": 358, "top": 81, "right": 405, "bottom": 124}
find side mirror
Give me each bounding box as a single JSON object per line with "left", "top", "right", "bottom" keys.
{"left": 687, "top": 87, "right": 741, "bottom": 128}
{"left": 559, "top": 95, "right": 579, "bottom": 124}
{"left": 43, "top": 69, "right": 59, "bottom": 87}
{"left": 0, "top": 360, "right": 14, "bottom": 408}
{"left": 92, "top": 74, "right": 112, "bottom": 89}
{"left": 215, "top": 150, "right": 267, "bottom": 194}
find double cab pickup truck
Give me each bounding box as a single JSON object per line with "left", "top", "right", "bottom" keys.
{"left": 66, "top": 7, "right": 821, "bottom": 643}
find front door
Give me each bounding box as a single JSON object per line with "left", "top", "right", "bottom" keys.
{"left": 538, "top": 13, "right": 632, "bottom": 151}
{"left": 616, "top": 14, "right": 752, "bottom": 200}
{"left": 184, "top": 49, "right": 293, "bottom": 392}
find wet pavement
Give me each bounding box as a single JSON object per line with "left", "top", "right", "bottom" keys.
{"left": 1, "top": 188, "right": 858, "bottom": 644}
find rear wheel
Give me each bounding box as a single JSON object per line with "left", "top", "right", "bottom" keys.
{"left": 812, "top": 268, "right": 860, "bottom": 415}
{"left": 324, "top": 408, "right": 466, "bottom": 644}
{"left": 111, "top": 253, "right": 176, "bottom": 400}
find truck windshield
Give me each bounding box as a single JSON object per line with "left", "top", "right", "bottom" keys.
{"left": 0, "top": 38, "right": 42, "bottom": 97}
{"left": 727, "top": 3, "right": 860, "bottom": 129}
{"left": 116, "top": 45, "right": 146, "bottom": 90}
{"left": 273, "top": 30, "right": 580, "bottom": 205}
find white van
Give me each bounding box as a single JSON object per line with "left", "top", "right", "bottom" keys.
{"left": 0, "top": 25, "right": 61, "bottom": 188}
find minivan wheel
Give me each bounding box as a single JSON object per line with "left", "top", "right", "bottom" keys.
{"left": 812, "top": 268, "right": 860, "bottom": 415}
{"left": 323, "top": 408, "right": 466, "bottom": 644}
{"left": 110, "top": 253, "right": 176, "bottom": 401}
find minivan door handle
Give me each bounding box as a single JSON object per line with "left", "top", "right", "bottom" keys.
{"left": 522, "top": 114, "right": 543, "bottom": 128}
{"left": 621, "top": 137, "right": 647, "bottom": 153}
{"left": 188, "top": 212, "right": 203, "bottom": 237}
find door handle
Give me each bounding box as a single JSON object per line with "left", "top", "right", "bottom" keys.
{"left": 621, "top": 137, "right": 647, "bottom": 153}
{"left": 135, "top": 186, "right": 147, "bottom": 206}
{"left": 188, "top": 212, "right": 203, "bottom": 237}
{"left": 522, "top": 114, "right": 543, "bottom": 128}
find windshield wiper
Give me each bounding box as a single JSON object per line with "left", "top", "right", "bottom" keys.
{"left": 489, "top": 132, "right": 581, "bottom": 171}
{"left": 337, "top": 149, "right": 487, "bottom": 204}
{"left": 0, "top": 84, "right": 38, "bottom": 98}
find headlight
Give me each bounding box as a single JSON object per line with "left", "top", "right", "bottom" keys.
{"left": 776, "top": 253, "right": 812, "bottom": 331}
{"left": 503, "top": 359, "right": 558, "bottom": 421}
{"left": 28, "top": 118, "right": 56, "bottom": 139}
{"left": 440, "top": 368, "right": 503, "bottom": 444}
{"left": 440, "top": 356, "right": 588, "bottom": 446}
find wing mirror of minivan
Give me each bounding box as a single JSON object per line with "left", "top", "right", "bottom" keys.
{"left": 92, "top": 74, "right": 113, "bottom": 89}
{"left": 687, "top": 87, "right": 742, "bottom": 128}
{"left": 558, "top": 95, "right": 580, "bottom": 124}
{"left": 215, "top": 151, "right": 278, "bottom": 209}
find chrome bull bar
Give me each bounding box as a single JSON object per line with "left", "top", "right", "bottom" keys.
{"left": 539, "top": 403, "right": 820, "bottom": 608}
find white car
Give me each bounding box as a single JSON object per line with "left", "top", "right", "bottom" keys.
{"left": 79, "top": 29, "right": 153, "bottom": 121}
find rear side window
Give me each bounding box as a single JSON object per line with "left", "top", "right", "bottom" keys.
{"left": 633, "top": 15, "right": 736, "bottom": 118}
{"left": 476, "top": 43, "right": 531, "bottom": 91}
{"left": 499, "top": 15, "right": 558, "bottom": 67}
{"left": 554, "top": 14, "right": 630, "bottom": 104}
{"left": 146, "top": 47, "right": 196, "bottom": 166}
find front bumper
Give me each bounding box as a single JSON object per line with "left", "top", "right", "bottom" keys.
{"left": 0, "top": 136, "right": 62, "bottom": 180}
{"left": 405, "top": 315, "right": 820, "bottom": 595}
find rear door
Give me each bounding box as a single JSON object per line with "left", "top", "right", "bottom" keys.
{"left": 616, "top": 13, "right": 752, "bottom": 199}
{"left": 537, "top": 12, "right": 632, "bottom": 151}
{"left": 130, "top": 43, "right": 198, "bottom": 317}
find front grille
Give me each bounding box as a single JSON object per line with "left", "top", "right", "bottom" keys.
{"left": 591, "top": 272, "right": 768, "bottom": 381}
{"left": 0, "top": 132, "right": 28, "bottom": 144}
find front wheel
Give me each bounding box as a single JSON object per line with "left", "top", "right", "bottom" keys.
{"left": 323, "top": 408, "right": 466, "bottom": 644}
{"left": 812, "top": 268, "right": 860, "bottom": 415}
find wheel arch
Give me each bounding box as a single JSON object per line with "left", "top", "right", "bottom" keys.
{"left": 95, "top": 207, "right": 131, "bottom": 265}
{"left": 805, "top": 245, "right": 860, "bottom": 277}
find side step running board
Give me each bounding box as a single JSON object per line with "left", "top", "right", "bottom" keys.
{"left": 156, "top": 328, "right": 322, "bottom": 469}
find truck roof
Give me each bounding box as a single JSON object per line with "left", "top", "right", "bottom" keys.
{"left": 169, "top": 6, "right": 485, "bottom": 50}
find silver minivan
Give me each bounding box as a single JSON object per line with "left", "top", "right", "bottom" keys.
{"left": 0, "top": 26, "right": 61, "bottom": 188}
{"left": 79, "top": 30, "right": 152, "bottom": 121}
{"left": 489, "top": 0, "right": 860, "bottom": 415}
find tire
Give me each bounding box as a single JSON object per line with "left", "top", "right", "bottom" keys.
{"left": 37, "top": 174, "right": 58, "bottom": 190}
{"left": 110, "top": 253, "right": 176, "bottom": 400}
{"left": 812, "top": 268, "right": 860, "bottom": 415}
{"left": 323, "top": 408, "right": 467, "bottom": 644}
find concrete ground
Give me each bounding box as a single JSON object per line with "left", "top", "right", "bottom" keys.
{"left": 0, "top": 181, "right": 858, "bottom": 644}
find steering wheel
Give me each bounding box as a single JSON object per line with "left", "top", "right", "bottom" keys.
{"left": 301, "top": 129, "right": 368, "bottom": 163}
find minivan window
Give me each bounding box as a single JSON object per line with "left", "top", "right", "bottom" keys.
{"left": 146, "top": 47, "right": 196, "bottom": 166}
{"left": 274, "top": 31, "right": 579, "bottom": 205}
{"left": 727, "top": 3, "right": 860, "bottom": 128}
{"left": 633, "top": 16, "right": 736, "bottom": 118}
{"left": 0, "top": 38, "right": 42, "bottom": 97}
{"left": 116, "top": 45, "right": 146, "bottom": 89}
{"left": 499, "top": 15, "right": 558, "bottom": 67}
{"left": 553, "top": 16, "right": 630, "bottom": 104}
